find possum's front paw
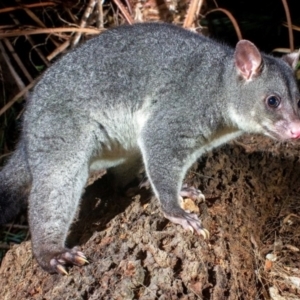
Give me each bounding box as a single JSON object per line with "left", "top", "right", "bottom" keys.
{"left": 163, "top": 208, "right": 210, "bottom": 239}
{"left": 50, "top": 248, "right": 89, "bottom": 275}
{"left": 180, "top": 184, "right": 205, "bottom": 202}
{"left": 36, "top": 246, "right": 88, "bottom": 275}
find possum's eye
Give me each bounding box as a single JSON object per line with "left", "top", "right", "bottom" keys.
{"left": 298, "top": 99, "right": 300, "bottom": 108}
{"left": 267, "top": 95, "right": 281, "bottom": 108}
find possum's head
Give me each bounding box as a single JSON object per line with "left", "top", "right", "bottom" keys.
{"left": 228, "top": 39, "right": 300, "bottom": 141}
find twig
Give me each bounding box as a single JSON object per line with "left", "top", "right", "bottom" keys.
{"left": 0, "top": 243, "right": 11, "bottom": 250}
{"left": 0, "top": 41, "right": 26, "bottom": 93}
{"left": 0, "top": 27, "right": 102, "bottom": 38}
{"left": 0, "top": 77, "right": 40, "bottom": 116}
{"left": 72, "top": 0, "right": 97, "bottom": 47}
{"left": 64, "top": 8, "right": 78, "bottom": 23}
{"left": 282, "top": 22, "right": 300, "bottom": 32}
{"left": 281, "top": 0, "right": 294, "bottom": 51}
{"left": 123, "top": 0, "right": 133, "bottom": 15}
{"left": 19, "top": 2, "right": 60, "bottom": 48}
{"left": 46, "top": 40, "right": 71, "bottom": 61}
{"left": 0, "top": 2, "right": 57, "bottom": 14}
{"left": 0, "top": 25, "right": 15, "bottom": 30}
{"left": 46, "top": 3, "right": 101, "bottom": 61}
{"left": 2, "top": 224, "right": 29, "bottom": 229}
{"left": 96, "top": 0, "right": 104, "bottom": 29}
{"left": 205, "top": 8, "right": 243, "bottom": 40}
{"left": 0, "top": 152, "right": 10, "bottom": 161}
{"left": 272, "top": 47, "right": 292, "bottom": 54}
{"left": 9, "top": 13, "right": 50, "bottom": 67}
{"left": 112, "top": 0, "right": 134, "bottom": 24}
{"left": 183, "top": 0, "right": 204, "bottom": 28}
{"left": 3, "top": 38, "right": 33, "bottom": 82}
{"left": 22, "top": 6, "right": 48, "bottom": 28}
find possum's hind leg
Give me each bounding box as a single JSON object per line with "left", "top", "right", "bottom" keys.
{"left": 0, "top": 140, "right": 31, "bottom": 224}
{"left": 28, "top": 151, "right": 91, "bottom": 274}
{"left": 26, "top": 120, "right": 97, "bottom": 274}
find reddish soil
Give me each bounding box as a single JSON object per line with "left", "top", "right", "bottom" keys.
{"left": 1, "top": 134, "right": 300, "bottom": 299}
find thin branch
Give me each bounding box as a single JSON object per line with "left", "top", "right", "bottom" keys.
{"left": 123, "top": 0, "right": 133, "bottom": 15}
{"left": 21, "top": 4, "right": 60, "bottom": 47}
{"left": 282, "top": 22, "right": 300, "bottom": 32}
{"left": 0, "top": 41, "right": 26, "bottom": 93}
{"left": 0, "top": 243, "right": 11, "bottom": 250}
{"left": 3, "top": 38, "right": 33, "bottom": 82}
{"left": 0, "top": 27, "right": 102, "bottom": 39}
{"left": 9, "top": 13, "right": 50, "bottom": 67}
{"left": 205, "top": 8, "right": 243, "bottom": 40}
{"left": 72, "top": 0, "right": 98, "bottom": 46}
{"left": 2, "top": 224, "right": 29, "bottom": 229}
{"left": 272, "top": 47, "right": 293, "bottom": 54}
{"left": 0, "top": 2, "right": 57, "bottom": 14}
{"left": 0, "top": 25, "right": 15, "bottom": 30}
{"left": 281, "top": 0, "right": 294, "bottom": 51}
{"left": 0, "top": 77, "right": 40, "bottom": 116}
{"left": 96, "top": 0, "right": 104, "bottom": 29}
{"left": 47, "top": 40, "right": 71, "bottom": 61}
{"left": 183, "top": 0, "right": 204, "bottom": 28}
{"left": 112, "top": 0, "right": 134, "bottom": 25}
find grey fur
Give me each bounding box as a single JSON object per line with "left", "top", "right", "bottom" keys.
{"left": 1, "top": 22, "right": 300, "bottom": 273}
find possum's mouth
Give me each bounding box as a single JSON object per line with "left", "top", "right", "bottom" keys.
{"left": 261, "top": 125, "right": 290, "bottom": 141}
{"left": 262, "top": 124, "right": 300, "bottom": 141}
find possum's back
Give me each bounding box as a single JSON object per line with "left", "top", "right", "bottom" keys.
{"left": 29, "top": 23, "right": 231, "bottom": 111}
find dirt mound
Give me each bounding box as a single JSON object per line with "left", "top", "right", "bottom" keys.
{"left": 1, "top": 135, "right": 300, "bottom": 299}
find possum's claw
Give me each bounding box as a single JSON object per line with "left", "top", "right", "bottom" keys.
{"left": 180, "top": 184, "right": 205, "bottom": 202}
{"left": 199, "top": 228, "right": 210, "bottom": 239}
{"left": 56, "top": 264, "right": 69, "bottom": 275}
{"left": 49, "top": 249, "right": 89, "bottom": 275}
{"left": 163, "top": 209, "right": 210, "bottom": 239}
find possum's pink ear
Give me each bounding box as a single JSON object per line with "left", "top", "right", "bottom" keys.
{"left": 281, "top": 51, "right": 300, "bottom": 70}
{"left": 234, "top": 40, "right": 262, "bottom": 82}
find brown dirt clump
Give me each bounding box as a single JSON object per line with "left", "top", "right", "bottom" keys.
{"left": 1, "top": 134, "right": 300, "bottom": 299}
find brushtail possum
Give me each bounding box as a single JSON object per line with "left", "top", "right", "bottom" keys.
{"left": 1, "top": 23, "right": 300, "bottom": 274}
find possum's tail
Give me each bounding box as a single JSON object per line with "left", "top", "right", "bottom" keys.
{"left": 0, "top": 141, "right": 31, "bottom": 224}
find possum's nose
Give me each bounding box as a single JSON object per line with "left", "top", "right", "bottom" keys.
{"left": 290, "top": 129, "right": 300, "bottom": 139}
{"left": 288, "top": 120, "right": 300, "bottom": 139}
